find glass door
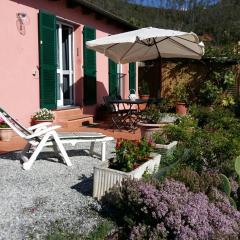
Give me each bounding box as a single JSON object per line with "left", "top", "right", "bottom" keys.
{"left": 56, "top": 22, "right": 74, "bottom": 107}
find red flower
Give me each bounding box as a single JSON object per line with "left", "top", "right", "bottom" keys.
{"left": 148, "top": 139, "right": 153, "bottom": 146}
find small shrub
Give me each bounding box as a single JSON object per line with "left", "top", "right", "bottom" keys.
{"left": 173, "top": 128, "right": 240, "bottom": 174}
{"left": 150, "top": 115, "right": 198, "bottom": 146}
{"left": 157, "top": 98, "right": 174, "bottom": 113}
{"left": 102, "top": 178, "right": 240, "bottom": 240}
{"left": 33, "top": 108, "right": 54, "bottom": 120}
{"left": 136, "top": 137, "right": 153, "bottom": 161}
{"left": 199, "top": 80, "right": 219, "bottom": 106}
{"left": 166, "top": 166, "right": 235, "bottom": 198}
{"left": 152, "top": 131, "right": 169, "bottom": 145}
{"left": 163, "top": 124, "right": 193, "bottom": 143}
{"left": 140, "top": 105, "right": 162, "bottom": 124}
{"left": 173, "top": 82, "right": 189, "bottom": 103}
{"left": 141, "top": 107, "right": 177, "bottom": 123}
{"left": 190, "top": 105, "right": 240, "bottom": 135}
{"left": 110, "top": 138, "right": 153, "bottom": 172}
{"left": 112, "top": 139, "right": 137, "bottom": 172}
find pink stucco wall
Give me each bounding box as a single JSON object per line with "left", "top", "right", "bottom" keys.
{"left": 0, "top": 0, "right": 137, "bottom": 125}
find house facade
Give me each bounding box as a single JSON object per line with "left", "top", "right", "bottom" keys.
{"left": 0, "top": 0, "right": 137, "bottom": 125}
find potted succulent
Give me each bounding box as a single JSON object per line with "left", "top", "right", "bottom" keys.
{"left": 32, "top": 108, "right": 54, "bottom": 125}
{"left": 0, "top": 118, "right": 13, "bottom": 141}
{"left": 137, "top": 105, "right": 177, "bottom": 140}
{"left": 174, "top": 82, "right": 189, "bottom": 115}
{"left": 93, "top": 138, "right": 161, "bottom": 199}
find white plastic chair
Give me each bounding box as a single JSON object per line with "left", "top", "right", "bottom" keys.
{"left": 0, "top": 108, "right": 113, "bottom": 170}
{"left": 0, "top": 108, "right": 72, "bottom": 170}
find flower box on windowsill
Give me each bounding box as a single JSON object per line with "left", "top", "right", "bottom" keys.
{"left": 93, "top": 153, "right": 161, "bottom": 200}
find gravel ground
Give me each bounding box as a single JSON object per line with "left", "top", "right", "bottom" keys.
{"left": 0, "top": 141, "right": 115, "bottom": 240}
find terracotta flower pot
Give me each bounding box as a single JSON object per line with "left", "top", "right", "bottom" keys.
{"left": 139, "top": 95, "right": 150, "bottom": 110}
{"left": 139, "top": 94, "right": 150, "bottom": 100}
{"left": 0, "top": 128, "right": 13, "bottom": 141}
{"left": 175, "top": 102, "right": 188, "bottom": 116}
{"left": 137, "top": 122, "right": 168, "bottom": 140}
{"left": 32, "top": 119, "right": 53, "bottom": 125}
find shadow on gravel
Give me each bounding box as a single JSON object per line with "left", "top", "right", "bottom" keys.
{"left": 0, "top": 149, "right": 93, "bottom": 162}
{"left": 71, "top": 174, "right": 93, "bottom": 196}
{"left": 0, "top": 151, "right": 21, "bottom": 160}
{"left": 65, "top": 149, "right": 90, "bottom": 157}
{"left": 0, "top": 151, "right": 65, "bottom": 164}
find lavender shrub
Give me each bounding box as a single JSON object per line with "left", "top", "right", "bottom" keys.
{"left": 103, "top": 179, "right": 240, "bottom": 240}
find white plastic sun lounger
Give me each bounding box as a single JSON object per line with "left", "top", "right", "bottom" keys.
{"left": 58, "top": 132, "right": 114, "bottom": 161}
{"left": 0, "top": 108, "right": 114, "bottom": 170}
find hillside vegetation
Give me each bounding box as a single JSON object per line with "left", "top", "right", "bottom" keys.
{"left": 85, "top": 0, "right": 240, "bottom": 47}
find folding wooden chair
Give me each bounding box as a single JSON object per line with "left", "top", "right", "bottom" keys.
{"left": 103, "top": 96, "right": 128, "bottom": 130}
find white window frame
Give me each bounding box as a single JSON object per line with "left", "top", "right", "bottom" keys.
{"left": 56, "top": 21, "right": 75, "bottom": 107}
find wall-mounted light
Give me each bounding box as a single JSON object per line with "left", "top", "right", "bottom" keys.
{"left": 16, "top": 12, "right": 30, "bottom": 35}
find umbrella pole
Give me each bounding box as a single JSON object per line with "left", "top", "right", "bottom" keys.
{"left": 157, "top": 57, "right": 162, "bottom": 98}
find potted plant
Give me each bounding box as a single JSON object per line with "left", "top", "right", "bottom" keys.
{"left": 174, "top": 82, "right": 189, "bottom": 115}
{"left": 152, "top": 131, "right": 177, "bottom": 162}
{"left": 137, "top": 105, "right": 177, "bottom": 140}
{"left": 0, "top": 118, "right": 13, "bottom": 141}
{"left": 32, "top": 108, "right": 54, "bottom": 125}
{"left": 138, "top": 80, "right": 150, "bottom": 100}
{"left": 93, "top": 138, "right": 161, "bottom": 199}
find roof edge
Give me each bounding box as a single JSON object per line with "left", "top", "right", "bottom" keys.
{"left": 68, "top": 0, "right": 138, "bottom": 30}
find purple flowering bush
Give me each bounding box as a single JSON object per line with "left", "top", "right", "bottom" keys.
{"left": 102, "top": 178, "right": 240, "bottom": 240}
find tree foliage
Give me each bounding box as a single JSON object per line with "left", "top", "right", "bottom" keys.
{"left": 85, "top": 0, "right": 240, "bottom": 47}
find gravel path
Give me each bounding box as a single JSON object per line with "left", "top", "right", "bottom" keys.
{"left": 0, "top": 141, "right": 115, "bottom": 240}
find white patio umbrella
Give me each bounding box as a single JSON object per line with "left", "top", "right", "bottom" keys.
{"left": 86, "top": 27, "right": 204, "bottom": 64}
{"left": 86, "top": 27, "right": 204, "bottom": 97}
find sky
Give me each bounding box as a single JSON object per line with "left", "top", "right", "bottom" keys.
{"left": 128, "top": 0, "right": 219, "bottom": 8}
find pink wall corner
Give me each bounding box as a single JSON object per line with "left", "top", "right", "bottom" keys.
{"left": 96, "top": 31, "right": 110, "bottom": 105}
{"left": 122, "top": 64, "right": 129, "bottom": 99}
{"left": 0, "top": 0, "right": 138, "bottom": 124}
{"left": 0, "top": 0, "right": 39, "bottom": 125}
{"left": 73, "top": 25, "right": 83, "bottom": 107}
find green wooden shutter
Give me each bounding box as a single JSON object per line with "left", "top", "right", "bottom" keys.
{"left": 83, "top": 26, "right": 96, "bottom": 105}
{"left": 109, "top": 59, "right": 118, "bottom": 97}
{"left": 39, "top": 10, "right": 57, "bottom": 109}
{"left": 129, "top": 62, "right": 136, "bottom": 91}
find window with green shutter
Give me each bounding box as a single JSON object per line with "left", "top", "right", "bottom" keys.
{"left": 83, "top": 26, "right": 96, "bottom": 105}
{"left": 39, "top": 10, "right": 57, "bottom": 109}
{"left": 129, "top": 62, "right": 136, "bottom": 91}
{"left": 109, "top": 59, "right": 118, "bottom": 97}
